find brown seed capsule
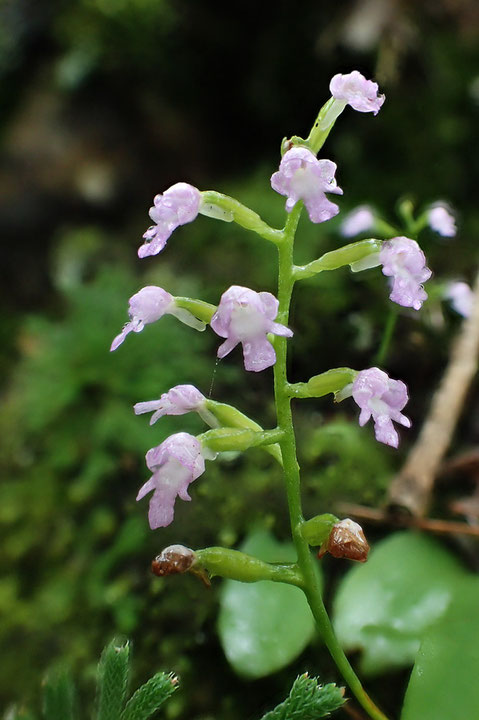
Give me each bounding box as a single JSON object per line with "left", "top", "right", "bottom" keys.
{"left": 320, "top": 519, "right": 370, "bottom": 563}
{"left": 151, "top": 544, "right": 196, "bottom": 577}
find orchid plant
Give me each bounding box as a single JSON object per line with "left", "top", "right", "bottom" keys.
{"left": 110, "top": 71, "right": 436, "bottom": 720}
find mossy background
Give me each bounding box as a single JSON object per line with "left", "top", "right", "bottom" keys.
{"left": 1, "top": 1, "right": 478, "bottom": 718}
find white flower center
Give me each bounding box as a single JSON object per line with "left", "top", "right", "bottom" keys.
{"left": 290, "top": 167, "right": 317, "bottom": 199}
{"left": 160, "top": 457, "right": 191, "bottom": 489}
{"left": 230, "top": 304, "right": 266, "bottom": 340}
{"left": 369, "top": 397, "right": 390, "bottom": 418}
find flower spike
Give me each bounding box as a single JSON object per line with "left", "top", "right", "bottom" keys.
{"left": 138, "top": 182, "right": 201, "bottom": 258}
{"left": 271, "top": 147, "right": 343, "bottom": 223}
{"left": 211, "top": 285, "right": 293, "bottom": 372}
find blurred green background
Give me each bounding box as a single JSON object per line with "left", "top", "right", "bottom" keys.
{"left": 1, "top": 1, "right": 479, "bottom": 718}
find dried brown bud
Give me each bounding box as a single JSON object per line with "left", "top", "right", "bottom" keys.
{"left": 151, "top": 544, "right": 196, "bottom": 577}
{"left": 320, "top": 519, "right": 370, "bottom": 562}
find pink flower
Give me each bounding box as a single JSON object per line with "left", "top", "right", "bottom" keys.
{"left": 428, "top": 204, "right": 456, "bottom": 237}
{"left": 352, "top": 367, "right": 411, "bottom": 448}
{"left": 271, "top": 147, "right": 343, "bottom": 223}
{"left": 138, "top": 182, "right": 201, "bottom": 258}
{"left": 110, "top": 286, "right": 175, "bottom": 350}
{"left": 134, "top": 384, "right": 207, "bottom": 425}
{"left": 137, "top": 433, "right": 207, "bottom": 528}
{"left": 210, "top": 285, "right": 293, "bottom": 372}
{"left": 341, "top": 205, "right": 375, "bottom": 237}
{"left": 330, "top": 71, "right": 385, "bottom": 115}
{"left": 445, "top": 281, "right": 473, "bottom": 318}
{"left": 110, "top": 285, "right": 204, "bottom": 350}
{"left": 380, "top": 237, "right": 432, "bottom": 310}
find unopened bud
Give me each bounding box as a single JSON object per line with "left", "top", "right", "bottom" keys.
{"left": 319, "top": 519, "right": 369, "bottom": 563}
{"left": 151, "top": 544, "right": 196, "bottom": 577}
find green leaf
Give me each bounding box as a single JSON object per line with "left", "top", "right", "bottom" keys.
{"left": 401, "top": 578, "right": 479, "bottom": 720}
{"left": 42, "top": 667, "right": 75, "bottom": 720}
{"left": 96, "top": 638, "right": 130, "bottom": 720}
{"left": 332, "top": 531, "right": 467, "bottom": 675}
{"left": 260, "top": 673, "right": 345, "bottom": 720}
{"left": 218, "top": 529, "right": 318, "bottom": 678}
{"left": 121, "top": 672, "right": 178, "bottom": 720}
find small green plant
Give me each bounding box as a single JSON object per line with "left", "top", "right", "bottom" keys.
{"left": 259, "top": 673, "right": 344, "bottom": 720}
{"left": 8, "top": 638, "right": 344, "bottom": 720}
{"left": 8, "top": 638, "right": 178, "bottom": 720}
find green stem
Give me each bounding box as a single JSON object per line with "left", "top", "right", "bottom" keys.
{"left": 374, "top": 218, "right": 401, "bottom": 238}
{"left": 273, "top": 204, "right": 390, "bottom": 720}
{"left": 375, "top": 308, "right": 398, "bottom": 366}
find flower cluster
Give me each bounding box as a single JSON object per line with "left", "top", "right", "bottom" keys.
{"left": 109, "top": 69, "right": 426, "bottom": 534}
{"left": 111, "top": 283, "right": 292, "bottom": 372}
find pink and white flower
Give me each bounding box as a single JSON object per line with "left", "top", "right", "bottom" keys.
{"left": 271, "top": 147, "right": 342, "bottom": 223}
{"left": 380, "top": 237, "right": 432, "bottom": 310}
{"left": 137, "top": 432, "right": 210, "bottom": 528}
{"left": 211, "top": 285, "right": 293, "bottom": 372}
{"left": 134, "top": 384, "right": 207, "bottom": 425}
{"left": 330, "top": 70, "right": 385, "bottom": 115}
{"left": 138, "top": 182, "right": 201, "bottom": 258}
{"left": 352, "top": 367, "right": 411, "bottom": 448}
{"left": 428, "top": 204, "right": 456, "bottom": 237}
{"left": 341, "top": 205, "right": 375, "bottom": 237}
{"left": 444, "top": 281, "right": 473, "bottom": 318}
{"left": 110, "top": 285, "right": 204, "bottom": 351}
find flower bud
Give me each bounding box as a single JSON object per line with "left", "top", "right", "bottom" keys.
{"left": 319, "top": 519, "right": 370, "bottom": 563}
{"left": 151, "top": 544, "right": 196, "bottom": 576}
